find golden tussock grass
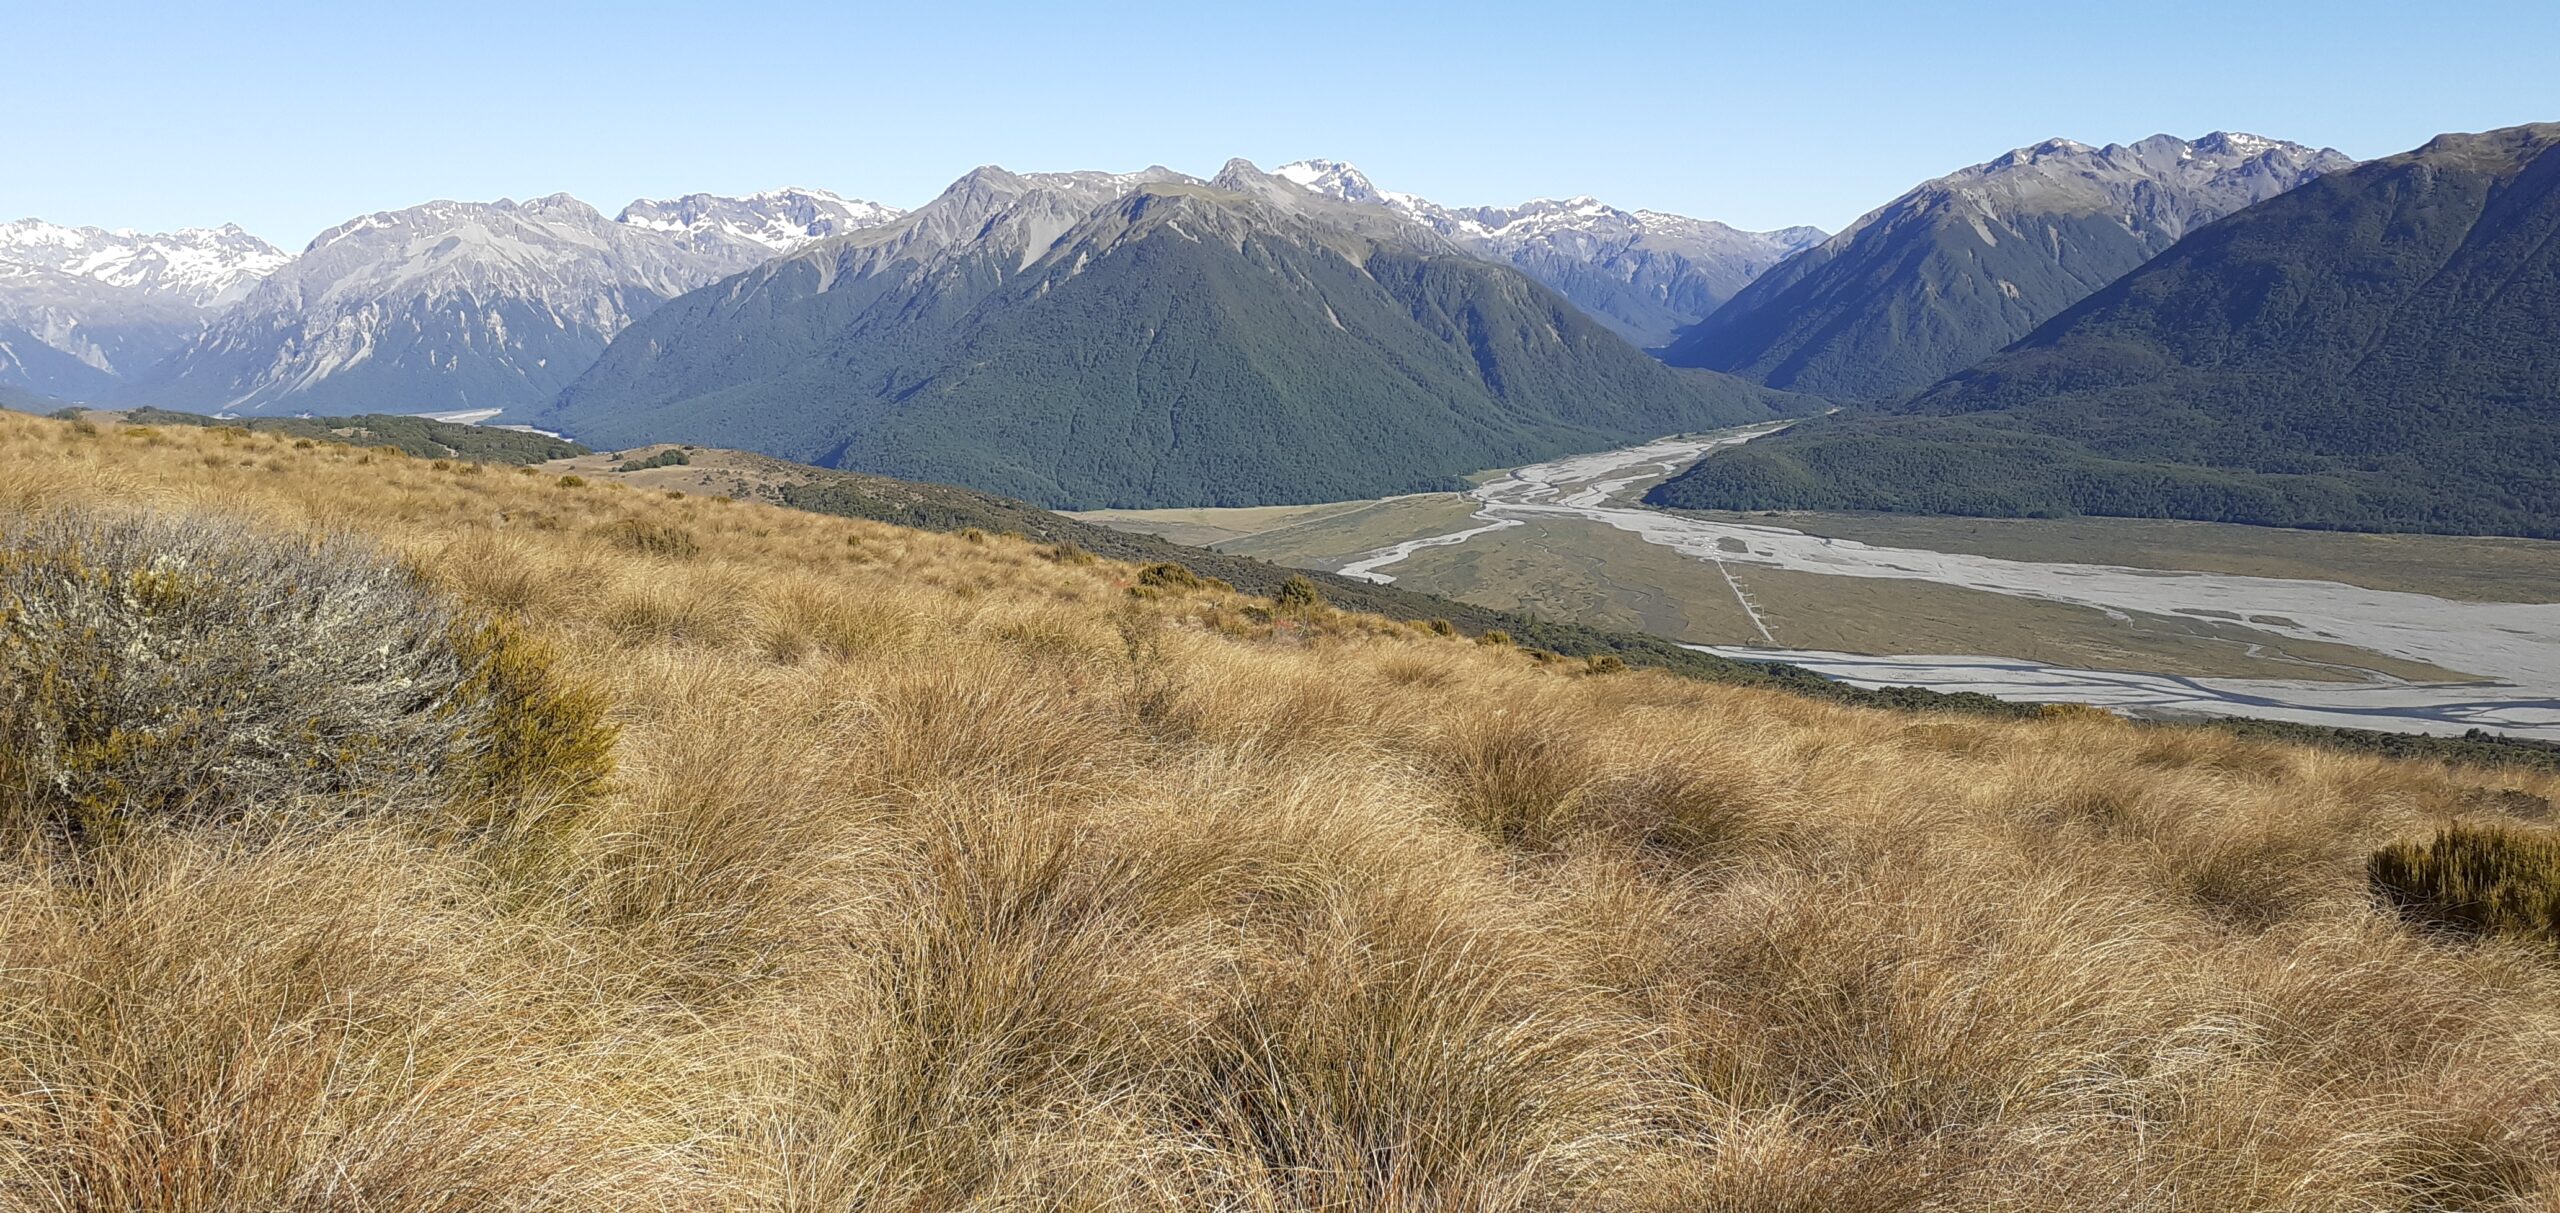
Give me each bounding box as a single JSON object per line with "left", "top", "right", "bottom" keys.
{"left": 2, "top": 409, "right": 2558, "bottom": 1210}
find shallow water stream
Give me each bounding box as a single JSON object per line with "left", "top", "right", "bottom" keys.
{"left": 1340, "top": 427, "right": 2560, "bottom": 740}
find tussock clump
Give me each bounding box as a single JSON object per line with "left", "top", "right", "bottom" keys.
{"left": 0, "top": 511, "right": 608, "bottom": 850}
{"left": 1429, "top": 706, "right": 1602, "bottom": 847}
{"left": 754, "top": 576, "right": 918, "bottom": 663}
{"left": 2372, "top": 824, "right": 2560, "bottom": 945}
{"left": 592, "top": 516, "right": 699, "bottom": 559}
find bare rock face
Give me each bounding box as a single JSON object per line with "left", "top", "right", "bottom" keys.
{"left": 0, "top": 219, "right": 292, "bottom": 397}
{"left": 124, "top": 194, "right": 805, "bottom": 414}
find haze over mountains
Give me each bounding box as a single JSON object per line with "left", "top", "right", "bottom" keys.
{"left": 0, "top": 190, "right": 900, "bottom": 409}
{"left": 1662, "top": 133, "right": 2355, "bottom": 399}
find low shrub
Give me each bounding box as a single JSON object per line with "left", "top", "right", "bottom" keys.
{"left": 1273, "top": 574, "right": 1325, "bottom": 611}
{"left": 2370, "top": 824, "right": 2560, "bottom": 946}
{"left": 557, "top": 475, "right": 586, "bottom": 489}
{"left": 0, "top": 512, "right": 612, "bottom": 851}
{"left": 1585, "top": 653, "right": 1627, "bottom": 675}
{"left": 1477, "top": 630, "right": 1514, "bottom": 648}
{"left": 450, "top": 618, "right": 616, "bottom": 807}
{"left": 1137, "top": 561, "right": 1232, "bottom": 593}
{"left": 2038, "top": 701, "right": 2121, "bottom": 723}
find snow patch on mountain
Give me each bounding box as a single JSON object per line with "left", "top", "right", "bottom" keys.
{"left": 130, "top": 194, "right": 790, "bottom": 414}
{"left": 0, "top": 219, "right": 288, "bottom": 308}
{"left": 615, "top": 187, "right": 905, "bottom": 254}
{"left": 1260, "top": 159, "right": 1827, "bottom": 346}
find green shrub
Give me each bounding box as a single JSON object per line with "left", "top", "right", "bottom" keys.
{"left": 556, "top": 474, "right": 587, "bottom": 489}
{"left": 1138, "top": 562, "right": 1226, "bottom": 592}
{"left": 612, "top": 448, "right": 693, "bottom": 473}
{"left": 2370, "top": 824, "right": 2560, "bottom": 945}
{"left": 1273, "top": 574, "right": 1325, "bottom": 611}
{"left": 592, "top": 517, "right": 700, "bottom": 559}
{"left": 0, "top": 512, "right": 612, "bottom": 852}
{"left": 450, "top": 619, "right": 615, "bottom": 807}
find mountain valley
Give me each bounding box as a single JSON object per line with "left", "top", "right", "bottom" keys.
{"left": 17, "top": 17, "right": 2560, "bottom": 1203}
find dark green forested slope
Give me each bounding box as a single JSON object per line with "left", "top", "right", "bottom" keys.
{"left": 1658, "top": 133, "right": 2351, "bottom": 400}
{"left": 548, "top": 184, "right": 1810, "bottom": 509}
{"left": 1650, "top": 123, "right": 2560, "bottom": 538}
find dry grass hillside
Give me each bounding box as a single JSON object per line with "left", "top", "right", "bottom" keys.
{"left": 2, "top": 409, "right": 2558, "bottom": 1211}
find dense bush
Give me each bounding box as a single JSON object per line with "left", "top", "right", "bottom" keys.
{"left": 0, "top": 512, "right": 609, "bottom": 850}
{"left": 613, "top": 447, "right": 693, "bottom": 472}
{"left": 1273, "top": 573, "right": 1325, "bottom": 610}
{"left": 2370, "top": 824, "right": 2560, "bottom": 945}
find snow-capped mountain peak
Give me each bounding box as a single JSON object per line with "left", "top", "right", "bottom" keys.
{"left": 1253, "top": 158, "right": 1828, "bottom": 346}
{"left": 615, "top": 187, "right": 906, "bottom": 254}
{"left": 127, "top": 193, "right": 802, "bottom": 416}
{"left": 1274, "top": 159, "right": 1389, "bottom": 205}
{"left": 0, "top": 218, "right": 290, "bottom": 308}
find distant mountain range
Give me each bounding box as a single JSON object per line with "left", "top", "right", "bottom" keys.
{"left": 20, "top": 124, "right": 2557, "bottom": 538}
{"left": 549, "top": 163, "right": 1809, "bottom": 507}
{"left": 0, "top": 190, "right": 899, "bottom": 408}
{"left": 121, "top": 195, "right": 786, "bottom": 414}
{"left": 3, "top": 163, "right": 1808, "bottom": 413}
{"left": 1262, "top": 159, "right": 1824, "bottom": 347}
{"left": 616, "top": 188, "right": 905, "bottom": 254}
{"left": 0, "top": 221, "right": 290, "bottom": 398}
{"left": 1661, "top": 133, "right": 2355, "bottom": 399}
{"left": 1649, "top": 122, "right": 2560, "bottom": 538}
{"left": 0, "top": 219, "right": 289, "bottom": 308}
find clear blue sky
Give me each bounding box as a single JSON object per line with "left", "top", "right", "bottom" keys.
{"left": 11, "top": 0, "right": 2555, "bottom": 249}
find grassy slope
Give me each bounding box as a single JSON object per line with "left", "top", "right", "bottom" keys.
{"left": 1652, "top": 124, "right": 2560, "bottom": 537}
{"left": 107, "top": 405, "right": 588, "bottom": 464}
{"left": 6, "top": 409, "right": 2560, "bottom": 1208}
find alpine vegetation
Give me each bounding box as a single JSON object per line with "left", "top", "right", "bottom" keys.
{"left": 1, "top": 409, "right": 2557, "bottom": 1210}
{"left": 0, "top": 509, "right": 608, "bottom": 851}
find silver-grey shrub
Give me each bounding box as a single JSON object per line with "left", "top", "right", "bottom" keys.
{"left": 0, "top": 511, "right": 484, "bottom": 847}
